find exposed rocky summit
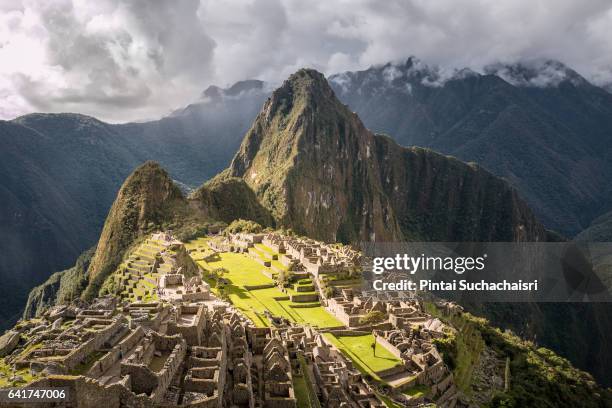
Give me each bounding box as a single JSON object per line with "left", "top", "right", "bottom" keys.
{"left": 225, "top": 68, "right": 548, "bottom": 243}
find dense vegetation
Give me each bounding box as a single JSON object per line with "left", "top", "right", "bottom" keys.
{"left": 429, "top": 307, "right": 612, "bottom": 408}
{"left": 225, "top": 219, "right": 264, "bottom": 234}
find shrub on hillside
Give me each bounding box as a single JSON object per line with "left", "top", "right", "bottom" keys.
{"left": 359, "top": 310, "right": 385, "bottom": 325}
{"left": 225, "top": 219, "right": 263, "bottom": 234}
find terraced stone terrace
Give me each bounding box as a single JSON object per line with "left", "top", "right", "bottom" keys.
{"left": 110, "top": 238, "right": 166, "bottom": 302}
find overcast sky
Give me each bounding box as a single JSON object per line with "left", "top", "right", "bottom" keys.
{"left": 1, "top": 0, "right": 612, "bottom": 122}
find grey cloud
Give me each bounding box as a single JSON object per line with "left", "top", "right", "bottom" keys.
{"left": 2, "top": 0, "right": 612, "bottom": 122}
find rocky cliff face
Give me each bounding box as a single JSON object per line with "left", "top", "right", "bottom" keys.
{"left": 226, "top": 69, "right": 547, "bottom": 243}
{"left": 82, "top": 161, "right": 188, "bottom": 299}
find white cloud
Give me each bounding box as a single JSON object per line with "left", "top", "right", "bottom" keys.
{"left": 0, "top": 0, "right": 215, "bottom": 122}
{"left": 1, "top": 0, "right": 612, "bottom": 122}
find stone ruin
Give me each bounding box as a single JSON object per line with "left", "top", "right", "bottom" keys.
{"left": 0, "top": 231, "right": 464, "bottom": 408}
{"left": 326, "top": 291, "right": 388, "bottom": 327}
{"left": 226, "top": 232, "right": 361, "bottom": 278}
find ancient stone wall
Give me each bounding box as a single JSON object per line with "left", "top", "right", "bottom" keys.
{"left": 62, "top": 318, "right": 123, "bottom": 369}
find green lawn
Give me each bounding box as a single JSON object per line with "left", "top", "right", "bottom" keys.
{"left": 282, "top": 302, "right": 343, "bottom": 328}
{"left": 323, "top": 333, "right": 402, "bottom": 379}
{"left": 293, "top": 374, "right": 312, "bottom": 408}
{"left": 218, "top": 285, "right": 341, "bottom": 329}
{"left": 199, "top": 252, "right": 274, "bottom": 286}
{"left": 186, "top": 239, "right": 341, "bottom": 329}
{"left": 402, "top": 384, "right": 430, "bottom": 398}
{"left": 254, "top": 243, "right": 275, "bottom": 255}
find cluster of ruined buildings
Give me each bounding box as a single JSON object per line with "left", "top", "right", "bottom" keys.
{"left": 219, "top": 232, "right": 362, "bottom": 278}
{"left": 217, "top": 232, "right": 460, "bottom": 407}
{"left": 0, "top": 231, "right": 467, "bottom": 407}
{"left": 323, "top": 290, "right": 458, "bottom": 406}
{"left": 1, "top": 295, "right": 395, "bottom": 407}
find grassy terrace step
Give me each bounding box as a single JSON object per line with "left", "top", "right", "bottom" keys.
{"left": 248, "top": 247, "right": 273, "bottom": 262}
{"left": 254, "top": 244, "right": 276, "bottom": 255}
{"left": 133, "top": 254, "right": 155, "bottom": 262}
{"left": 131, "top": 260, "right": 153, "bottom": 266}
{"left": 270, "top": 259, "right": 288, "bottom": 272}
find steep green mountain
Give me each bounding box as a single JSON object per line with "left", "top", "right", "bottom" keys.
{"left": 224, "top": 68, "right": 548, "bottom": 243}
{"left": 82, "top": 161, "right": 191, "bottom": 300}
{"left": 0, "top": 82, "right": 267, "bottom": 329}
{"left": 20, "top": 159, "right": 276, "bottom": 319}
{"left": 330, "top": 58, "right": 612, "bottom": 237}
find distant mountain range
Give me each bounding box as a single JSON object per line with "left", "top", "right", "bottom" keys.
{"left": 329, "top": 58, "right": 612, "bottom": 237}
{"left": 3, "top": 56, "right": 612, "bottom": 335}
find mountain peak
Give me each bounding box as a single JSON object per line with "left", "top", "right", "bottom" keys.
{"left": 485, "top": 59, "right": 588, "bottom": 88}
{"left": 266, "top": 68, "right": 337, "bottom": 117}
{"left": 229, "top": 68, "right": 354, "bottom": 178}
{"left": 224, "top": 68, "right": 546, "bottom": 243}
{"left": 83, "top": 161, "right": 186, "bottom": 299}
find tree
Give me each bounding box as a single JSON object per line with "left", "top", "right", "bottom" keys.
{"left": 225, "top": 219, "right": 263, "bottom": 234}
{"left": 275, "top": 270, "right": 288, "bottom": 287}
{"left": 209, "top": 267, "right": 228, "bottom": 287}
{"left": 359, "top": 310, "right": 386, "bottom": 325}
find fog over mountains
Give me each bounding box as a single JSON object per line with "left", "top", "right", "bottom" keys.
{"left": 2, "top": 57, "right": 612, "bottom": 332}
